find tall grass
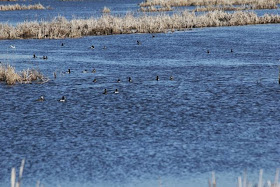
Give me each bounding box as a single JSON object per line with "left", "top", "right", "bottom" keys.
{"left": 1, "top": 10, "right": 280, "bottom": 40}
{"left": 0, "top": 3, "right": 45, "bottom": 11}
{"left": 0, "top": 64, "right": 48, "bottom": 85}
{"left": 139, "top": 0, "right": 280, "bottom": 7}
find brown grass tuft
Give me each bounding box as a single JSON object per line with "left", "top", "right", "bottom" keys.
{"left": 0, "top": 64, "right": 48, "bottom": 85}
{"left": 0, "top": 3, "right": 45, "bottom": 11}
{"left": 102, "top": 6, "right": 111, "bottom": 14}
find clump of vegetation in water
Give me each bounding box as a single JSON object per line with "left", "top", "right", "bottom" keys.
{"left": 139, "top": 5, "right": 173, "bottom": 12}
{"left": 0, "top": 64, "right": 48, "bottom": 85}
{"left": 0, "top": 3, "right": 46, "bottom": 11}
{"left": 102, "top": 6, "right": 111, "bottom": 14}
{"left": 1, "top": 10, "right": 280, "bottom": 40}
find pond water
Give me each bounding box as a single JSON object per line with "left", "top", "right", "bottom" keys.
{"left": 1, "top": 1, "right": 280, "bottom": 187}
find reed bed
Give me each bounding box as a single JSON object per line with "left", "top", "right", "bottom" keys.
{"left": 139, "top": 0, "right": 280, "bottom": 7}
{"left": 1, "top": 10, "right": 280, "bottom": 40}
{"left": 0, "top": 64, "right": 48, "bottom": 85}
{"left": 193, "top": 3, "right": 278, "bottom": 12}
{"left": 140, "top": 5, "right": 173, "bottom": 12}
{"left": 0, "top": 3, "right": 45, "bottom": 11}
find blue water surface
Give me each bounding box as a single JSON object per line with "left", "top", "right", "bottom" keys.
{"left": 1, "top": 1, "right": 280, "bottom": 187}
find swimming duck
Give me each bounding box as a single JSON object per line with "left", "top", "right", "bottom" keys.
{"left": 114, "top": 89, "right": 119, "bottom": 94}
{"left": 128, "top": 77, "right": 132, "bottom": 82}
{"left": 33, "top": 54, "right": 36, "bottom": 58}
{"left": 170, "top": 76, "right": 173, "bottom": 80}
{"left": 117, "top": 79, "right": 121, "bottom": 83}
{"left": 37, "top": 96, "right": 45, "bottom": 101}
{"left": 93, "top": 79, "right": 97, "bottom": 83}
{"left": 231, "top": 49, "right": 233, "bottom": 53}
{"left": 59, "top": 96, "right": 66, "bottom": 102}
{"left": 43, "top": 56, "right": 48, "bottom": 60}
{"left": 82, "top": 70, "right": 88, "bottom": 73}
{"left": 103, "top": 89, "right": 107, "bottom": 94}
{"left": 92, "top": 69, "right": 96, "bottom": 73}
{"left": 10, "top": 45, "right": 16, "bottom": 49}
{"left": 207, "top": 50, "right": 210, "bottom": 54}
{"left": 137, "top": 40, "right": 141, "bottom": 45}
{"left": 61, "top": 43, "right": 64, "bottom": 46}
{"left": 103, "top": 46, "right": 107, "bottom": 49}
{"left": 156, "top": 76, "right": 159, "bottom": 81}
{"left": 67, "top": 69, "right": 71, "bottom": 74}
{"left": 90, "top": 45, "right": 95, "bottom": 49}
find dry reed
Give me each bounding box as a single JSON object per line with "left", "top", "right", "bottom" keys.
{"left": 0, "top": 3, "right": 45, "bottom": 11}
{"left": 1, "top": 10, "right": 280, "bottom": 40}
{"left": 102, "top": 6, "right": 111, "bottom": 14}
{"left": 139, "top": 0, "right": 280, "bottom": 7}
{"left": 0, "top": 64, "right": 48, "bottom": 85}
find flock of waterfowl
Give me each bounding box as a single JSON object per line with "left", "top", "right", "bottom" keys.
{"left": 15, "top": 38, "right": 234, "bottom": 103}
{"left": 32, "top": 39, "right": 176, "bottom": 103}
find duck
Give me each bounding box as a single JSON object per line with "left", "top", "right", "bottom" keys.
{"left": 67, "top": 69, "right": 71, "bottom": 74}
{"left": 92, "top": 69, "right": 96, "bottom": 73}
{"left": 33, "top": 54, "right": 37, "bottom": 58}
{"left": 103, "top": 89, "right": 107, "bottom": 94}
{"left": 207, "top": 50, "right": 210, "bottom": 54}
{"left": 114, "top": 89, "right": 119, "bottom": 94}
{"left": 117, "top": 79, "right": 121, "bottom": 83}
{"left": 10, "top": 45, "right": 16, "bottom": 49}
{"left": 61, "top": 43, "right": 64, "bottom": 46}
{"left": 156, "top": 76, "right": 159, "bottom": 81}
{"left": 36, "top": 96, "right": 45, "bottom": 101}
{"left": 43, "top": 56, "right": 48, "bottom": 60}
{"left": 59, "top": 96, "right": 66, "bottom": 102}
{"left": 231, "top": 49, "right": 233, "bottom": 53}
{"left": 103, "top": 46, "right": 107, "bottom": 49}
{"left": 82, "top": 70, "right": 88, "bottom": 73}
{"left": 128, "top": 77, "right": 132, "bottom": 82}
{"left": 170, "top": 76, "right": 173, "bottom": 80}
{"left": 137, "top": 40, "right": 141, "bottom": 45}
{"left": 90, "top": 45, "right": 95, "bottom": 49}
{"left": 93, "top": 79, "right": 97, "bottom": 83}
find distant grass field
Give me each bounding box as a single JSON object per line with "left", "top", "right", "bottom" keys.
{"left": 0, "top": 3, "right": 45, "bottom": 11}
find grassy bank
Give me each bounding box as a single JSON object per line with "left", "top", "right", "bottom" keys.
{"left": 0, "top": 10, "right": 280, "bottom": 39}
{"left": 0, "top": 3, "right": 45, "bottom": 11}
{"left": 0, "top": 64, "right": 48, "bottom": 85}
{"left": 139, "top": 0, "right": 280, "bottom": 7}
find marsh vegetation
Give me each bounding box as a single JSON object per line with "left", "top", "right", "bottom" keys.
{"left": 0, "top": 64, "right": 48, "bottom": 85}
{"left": 0, "top": 3, "right": 46, "bottom": 11}
{"left": 1, "top": 10, "right": 280, "bottom": 40}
